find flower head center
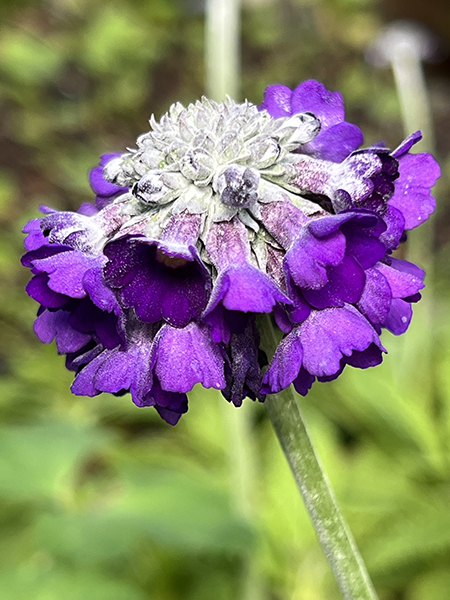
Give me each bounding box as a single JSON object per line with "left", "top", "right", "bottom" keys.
{"left": 102, "top": 97, "right": 321, "bottom": 212}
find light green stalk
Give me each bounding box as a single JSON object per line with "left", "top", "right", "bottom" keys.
{"left": 205, "top": 2, "right": 263, "bottom": 599}
{"left": 261, "top": 316, "right": 379, "bottom": 600}
{"left": 205, "top": 0, "right": 241, "bottom": 102}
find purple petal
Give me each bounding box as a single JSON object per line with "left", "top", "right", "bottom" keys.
{"left": 83, "top": 267, "right": 121, "bottom": 314}
{"left": 299, "top": 305, "right": 384, "bottom": 377}
{"left": 205, "top": 264, "right": 290, "bottom": 315}
{"left": 388, "top": 152, "right": 439, "bottom": 230}
{"left": 308, "top": 211, "right": 380, "bottom": 238}
{"left": 392, "top": 131, "right": 422, "bottom": 158}
{"left": 259, "top": 84, "right": 292, "bottom": 118}
{"left": 291, "top": 80, "right": 345, "bottom": 129}
{"left": 303, "top": 255, "right": 366, "bottom": 309}
{"left": 261, "top": 329, "right": 303, "bottom": 393}
{"left": 89, "top": 153, "right": 129, "bottom": 208}
{"left": 32, "top": 251, "right": 102, "bottom": 299}
{"left": 357, "top": 267, "right": 392, "bottom": 326}
{"left": 284, "top": 226, "right": 346, "bottom": 290}
{"left": 378, "top": 205, "right": 405, "bottom": 250}
{"left": 34, "top": 309, "right": 91, "bottom": 354}
{"left": 155, "top": 323, "right": 226, "bottom": 393}
{"left": 72, "top": 325, "right": 155, "bottom": 403}
{"left": 384, "top": 298, "right": 413, "bottom": 335}
{"left": 302, "top": 122, "right": 363, "bottom": 163}
{"left": 376, "top": 259, "right": 424, "bottom": 298}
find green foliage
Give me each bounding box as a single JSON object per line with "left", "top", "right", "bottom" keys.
{"left": 0, "top": 0, "right": 449, "bottom": 599}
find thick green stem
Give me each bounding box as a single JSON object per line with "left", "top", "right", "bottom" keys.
{"left": 261, "top": 317, "right": 378, "bottom": 600}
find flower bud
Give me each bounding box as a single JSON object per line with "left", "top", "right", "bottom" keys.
{"left": 215, "top": 165, "right": 260, "bottom": 209}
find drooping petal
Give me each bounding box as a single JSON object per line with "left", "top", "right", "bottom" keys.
{"left": 261, "top": 329, "right": 303, "bottom": 394}
{"left": 155, "top": 323, "right": 226, "bottom": 393}
{"left": 299, "top": 305, "right": 385, "bottom": 377}
{"left": 384, "top": 298, "right": 413, "bottom": 335}
{"left": 31, "top": 251, "right": 102, "bottom": 299}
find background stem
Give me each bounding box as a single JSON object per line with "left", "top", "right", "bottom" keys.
{"left": 205, "top": 0, "right": 241, "bottom": 101}
{"left": 205, "top": 2, "right": 263, "bottom": 599}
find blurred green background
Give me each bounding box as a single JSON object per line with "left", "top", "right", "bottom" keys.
{"left": 1, "top": 0, "right": 450, "bottom": 598}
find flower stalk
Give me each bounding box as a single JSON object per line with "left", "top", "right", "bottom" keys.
{"left": 261, "top": 315, "right": 379, "bottom": 600}
{"left": 205, "top": 0, "right": 241, "bottom": 102}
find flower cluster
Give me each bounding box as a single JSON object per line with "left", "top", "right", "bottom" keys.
{"left": 23, "top": 80, "right": 440, "bottom": 424}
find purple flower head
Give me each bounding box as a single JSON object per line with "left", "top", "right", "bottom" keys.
{"left": 23, "top": 83, "right": 439, "bottom": 422}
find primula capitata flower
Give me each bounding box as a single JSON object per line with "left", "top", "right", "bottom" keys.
{"left": 23, "top": 80, "right": 440, "bottom": 424}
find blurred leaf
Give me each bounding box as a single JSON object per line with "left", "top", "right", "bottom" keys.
{"left": 410, "top": 569, "right": 450, "bottom": 600}
{"left": 366, "top": 504, "right": 450, "bottom": 577}
{"left": 0, "top": 422, "right": 110, "bottom": 502}
{"left": 0, "top": 568, "right": 147, "bottom": 600}
{"left": 114, "top": 467, "right": 255, "bottom": 553}
{"left": 80, "top": 5, "right": 160, "bottom": 74}
{"left": 0, "top": 30, "right": 63, "bottom": 84}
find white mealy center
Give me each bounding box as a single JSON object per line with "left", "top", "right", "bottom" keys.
{"left": 103, "top": 97, "right": 321, "bottom": 211}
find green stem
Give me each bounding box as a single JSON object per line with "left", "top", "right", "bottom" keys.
{"left": 205, "top": 0, "right": 241, "bottom": 101}
{"left": 261, "top": 316, "right": 378, "bottom": 600}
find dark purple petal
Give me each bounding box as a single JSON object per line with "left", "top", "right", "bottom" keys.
{"left": 293, "top": 368, "right": 316, "bottom": 396}
{"left": 104, "top": 236, "right": 209, "bottom": 328}
{"left": 222, "top": 318, "right": 265, "bottom": 406}
{"left": 378, "top": 205, "right": 405, "bottom": 250}
{"left": 303, "top": 255, "right": 366, "bottom": 309}
{"left": 286, "top": 285, "right": 311, "bottom": 324}
{"left": 34, "top": 309, "right": 91, "bottom": 354}
{"left": 273, "top": 304, "right": 293, "bottom": 333}
{"left": 340, "top": 220, "right": 386, "bottom": 269}
{"left": 26, "top": 273, "right": 68, "bottom": 308}
{"left": 345, "top": 343, "right": 384, "bottom": 369}
{"left": 155, "top": 323, "right": 226, "bottom": 393}
{"left": 67, "top": 298, "right": 122, "bottom": 349}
